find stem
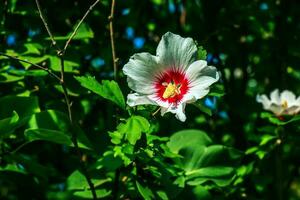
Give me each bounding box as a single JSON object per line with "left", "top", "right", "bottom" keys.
{"left": 109, "top": 0, "right": 118, "bottom": 80}
{"left": 0, "top": 52, "right": 61, "bottom": 81}
{"left": 35, "top": 0, "right": 60, "bottom": 51}
{"left": 109, "top": 1, "right": 120, "bottom": 199}
{"left": 63, "top": 0, "right": 100, "bottom": 54}
{"left": 275, "top": 126, "right": 285, "bottom": 200}
{"left": 275, "top": 143, "right": 283, "bottom": 200}
{"left": 112, "top": 168, "right": 120, "bottom": 200}
{"left": 35, "top": 1, "right": 98, "bottom": 199}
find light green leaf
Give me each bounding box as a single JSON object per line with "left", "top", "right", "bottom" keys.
{"left": 73, "top": 189, "right": 111, "bottom": 199}
{"left": 8, "top": 69, "right": 48, "bottom": 77}
{"left": 67, "top": 170, "right": 111, "bottom": 191}
{"left": 49, "top": 56, "right": 80, "bottom": 73}
{"left": 136, "top": 181, "right": 154, "bottom": 200}
{"left": 117, "top": 116, "right": 150, "bottom": 145}
{"left": 75, "top": 76, "right": 125, "bottom": 109}
{"left": 0, "top": 74, "right": 23, "bottom": 83}
{"left": 49, "top": 23, "right": 94, "bottom": 41}
{"left": 197, "top": 46, "right": 207, "bottom": 60}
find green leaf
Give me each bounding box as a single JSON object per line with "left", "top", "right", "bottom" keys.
{"left": 75, "top": 76, "right": 126, "bottom": 109}
{"left": 22, "top": 43, "right": 42, "bottom": 55}
{"left": 192, "top": 185, "right": 212, "bottom": 200}
{"left": 0, "top": 72, "right": 24, "bottom": 83}
{"left": 19, "top": 55, "right": 49, "bottom": 69}
{"left": 208, "top": 84, "right": 225, "bottom": 97}
{"left": 259, "top": 134, "right": 276, "bottom": 146}
{"left": 185, "top": 166, "right": 235, "bottom": 187}
{"left": 167, "top": 129, "right": 242, "bottom": 187}
{"left": 117, "top": 116, "right": 150, "bottom": 145}
{"left": 73, "top": 189, "right": 111, "bottom": 199}
{"left": 0, "top": 96, "right": 40, "bottom": 119}
{"left": 67, "top": 170, "right": 111, "bottom": 191}
{"left": 192, "top": 101, "right": 212, "bottom": 116}
{"left": 136, "top": 181, "right": 155, "bottom": 200}
{"left": 49, "top": 56, "right": 80, "bottom": 73}
{"left": 49, "top": 23, "right": 94, "bottom": 41}
{"left": 8, "top": 69, "right": 48, "bottom": 77}
{"left": 24, "top": 128, "right": 73, "bottom": 145}
{"left": 197, "top": 46, "right": 207, "bottom": 60}
{"left": 26, "top": 110, "right": 92, "bottom": 149}
{"left": 95, "top": 151, "right": 123, "bottom": 171}
{"left": 0, "top": 111, "right": 19, "bottom": 138}
{"left": 260, "top": 112, "right": 300, "bottom": 125}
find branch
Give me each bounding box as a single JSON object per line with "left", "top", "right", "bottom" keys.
{"left": 35, "top": 0, "right": 60, "bottom": 51}
{"left": 109, "top": 2, "right": 120, "bottom": 199}
{"left": 34, "top": 1, "right": 98, "bottom": 199}
{"left": 63, "top": 0, "right": 101, "bottom": 54}
{"left": 109, "top": 0, "right": 118, "bottom": 80}
{"left": 0, "top": 52, "right": 61, "bottom": 81}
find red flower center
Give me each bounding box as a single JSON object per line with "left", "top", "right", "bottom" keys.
{"left": 154, "top": 69, "right": 189, "bottom": 104}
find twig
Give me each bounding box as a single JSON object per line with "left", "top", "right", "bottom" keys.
{"left": 109, "top": 1, "right": 120, "bottom": 199}
{"left": 109, "top": 0, "right": 118, "bottom": 80}
{"left": 35, "top": 0, "right": 60, "bottom": 51}
{"left": 63, "top": 0, "right": 100, "bottom": 54}
{"left": 34, "top": 1, "right": 98, "bottom": 199}
{"left": 0, "top": 52, "right": 61, "bottom": 81}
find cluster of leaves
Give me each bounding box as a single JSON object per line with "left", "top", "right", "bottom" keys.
{"left": 1, "top": 0, "right": 300, "bottom": 200}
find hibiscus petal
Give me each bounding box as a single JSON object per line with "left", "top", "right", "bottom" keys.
{"left": 256, "top": 94, "right": 271, "bottom": 109}
{"left": 123, "top": 53, "right": 160, "bottom": 94}
{"left": 160, "top": 103, "right": 187, "bottom": 122}
{"left": 280, "top": 90, "right": 296, "bottom": 103}
{"left": 270, "top": 89, "right": 280, "bottom": 104}
{"left": 127, "top": 93, "right": 157, "bottom": 106}
{"left": 156, "top": 32, "right": 197, "bottom": 72}
{"left": 180, "top": 62, "right": 219, "bottom": 103}
{"left": 186, "top": 61, "right": 220, "bottom": 89}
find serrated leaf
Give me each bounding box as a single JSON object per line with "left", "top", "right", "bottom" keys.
{"left": 75, "top": 76, "right": 125, "bottom": 109}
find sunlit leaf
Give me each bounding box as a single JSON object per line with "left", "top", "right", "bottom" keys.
{"left": 75, "top": 76, "right": 126, "bottom": 109}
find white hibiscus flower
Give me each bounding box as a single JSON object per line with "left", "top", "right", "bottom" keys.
{"left": 123, "top": 32, "right": 220, "bottom": 122}
{"left": 256, "top": 89, "right": 300, "bottom": 116}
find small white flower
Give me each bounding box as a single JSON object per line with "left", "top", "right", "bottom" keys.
{"left": 123, "top": 32, "right": 220, "bottom": 122}
{"left": 256, "top": 89, "right": 300, "bottom": 116}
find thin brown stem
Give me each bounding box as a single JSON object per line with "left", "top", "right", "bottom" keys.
{"left": 109, "top": 0, "right": 118, "bottom": 80}
{"left": 0, "top": 52, "right": 61, "bottom": 81}
{"left": 109, "top": 1, "right": 120, "bottom": 199}
{"left": 34, "top": 1, "right": 98, "bottom": 199}
{"left": 35, "top": 0, "right": 60, "bottom": 51}
{"left": 63, "top": 0, "right": 100, "bottom": 54}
